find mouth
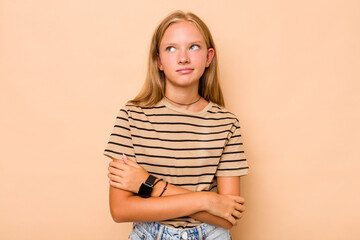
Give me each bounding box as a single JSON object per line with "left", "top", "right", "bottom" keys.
{"left": 176, "top": 68, "right": 194, "bottom": 74}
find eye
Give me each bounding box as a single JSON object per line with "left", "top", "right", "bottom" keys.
{"left": 166, "top": 46, "right": 175, "bottom": 52}
{"left": 190, "top": 45, "right": 200, "bottom": 50}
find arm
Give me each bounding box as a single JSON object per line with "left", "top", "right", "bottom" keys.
{"left": 108, "top": 157, "right": 245, "bottom": 228}
{"left": 149, "top": 179, "right": 236, "bottom": 229}
{"left": 217, "top": 176, "right": 245, "bottom": 222}
{"left": 110, "top": 184, "right": 209, "bottom": 222}
{"left": 149, "top": 174, "right": 244, "bottom": 228}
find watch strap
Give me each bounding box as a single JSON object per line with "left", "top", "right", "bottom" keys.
{"left": 144, "top": 175, "right": 157, "bottom": 187}
{"left": 138, "top": 175, "right": 157, "bottom": 198}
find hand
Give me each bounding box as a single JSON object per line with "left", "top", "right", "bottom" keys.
{"left": 204, "top": 192, "right": 245, "bottom": 226}
{"left": 108, "top": 154, "right": 150, "bottom": 193}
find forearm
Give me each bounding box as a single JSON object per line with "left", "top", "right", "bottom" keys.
{"left": 151, "top": 181, "right": 233, "bottom": 229}
{"left": 110, "top": 186, "right": 208, "bottom": 223}
{"left": 108, "top": 158, "right": 241, "bottom": 228}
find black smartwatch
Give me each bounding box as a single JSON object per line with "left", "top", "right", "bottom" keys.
{"left": 138, "top": 175, "right": 157, "bottom": 198}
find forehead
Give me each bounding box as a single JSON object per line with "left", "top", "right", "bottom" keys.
{"left": 160, "top": 21, "right": 205, "bottom": 44}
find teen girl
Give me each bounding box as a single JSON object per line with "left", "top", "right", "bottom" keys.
{"left": 104, "top": 11, "right": 249, "bottom": 240}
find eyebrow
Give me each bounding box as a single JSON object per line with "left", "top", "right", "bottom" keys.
{"left": 162, "top": 41, "right": 204, "bottom": 46}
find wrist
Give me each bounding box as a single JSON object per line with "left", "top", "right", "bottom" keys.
{"left": 138, "top": 175, "right": 157, "bottom": 198}
{"left": 198, "top": 192, "right": 213, "bottom": 212}
{"left": 137, "top": 173, "right": 150, "bottom": 192}
{"left": 151, "top": 180, "right": 166, "bottom": 197}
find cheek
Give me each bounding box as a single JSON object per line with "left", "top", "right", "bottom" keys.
{"left": 160, "top": 61, "right": 170, "bottom": 72}
{"left": 193, "top": 52, "right": 208, "bottom": 66}
{"left": 159, "top": 55, "right": 173, "bottom": 68}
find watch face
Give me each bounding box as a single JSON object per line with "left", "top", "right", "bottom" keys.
{"left": 138, "top": 175, "right": 156, "bottom": 198}
{"left": 139, "top": 184, "right": 152, "bottom": 198}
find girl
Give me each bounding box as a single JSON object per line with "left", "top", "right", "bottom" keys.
{"left": 104, "top": 11, "right": 249, "bottom": 240}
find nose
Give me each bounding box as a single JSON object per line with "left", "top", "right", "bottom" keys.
{"left": 178, "top": 50, "right": 190, "bottom": 64}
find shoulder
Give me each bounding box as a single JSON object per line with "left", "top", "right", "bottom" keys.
{"left": 121, "top": 100, "right": 166, "bottom": 115}
{"left": 122, "top": 101, "right": 140, "bottom": 112}
{"left": 207, "top": 103, "right": 240, "bottom": 123}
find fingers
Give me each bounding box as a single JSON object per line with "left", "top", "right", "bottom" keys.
{"left": 226, "top": 209, "right": 244, "bottom": 225}
{"left": 232, "top": 209, "right": 243, "bottom": 220}
{"left": 109, "top": 179, "right": 124, "bottom": 189}
{"left": 108, "top": 172, "right": 131, "bottom": 188}
{"left": 224, "top": 195, "right": 246, "bottom": 225}
{"left": 108, "top": 164, "right": 123, "bottom": 175}
{"left": 233, "top": 196, "right": 245, "bottom": 204}
{"left": 235, "top": 202, "right": 246, "bottom": 212}
{"left": 109, "top": 161, "right": 127, "bottom": 171}
{"left": 122, "top": 154, "right": 141, "bottom": 168}
{"left": 224, "top": 213, "right": 237, "bottom": 226}
{"left": 109, "top": 179, "right": 119, "bottom": 188}
{"left": 108, "top": 161, "right": 127, "bottom": 180}
{"left": 108, "top": 172, "right": 121, "bottom": 183}
{"left": 122, "top": 153, "right": 129, "bottom": 164}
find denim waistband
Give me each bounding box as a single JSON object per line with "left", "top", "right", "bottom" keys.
{"left": 132, "top": 221, "right": 231, "bottom": 240}
{"left": 133, "top": 221, "right": 206, "bottom": 239}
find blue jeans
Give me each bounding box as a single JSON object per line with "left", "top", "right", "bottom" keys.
{"left": 129, "top": 222, "right": 232, "bottom": 240}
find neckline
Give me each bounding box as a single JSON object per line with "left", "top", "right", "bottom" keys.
{"left": 161, "top": 98, "right": 213, "bottom": 115}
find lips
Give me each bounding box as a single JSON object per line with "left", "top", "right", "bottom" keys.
{"left": 176, "top": 68, "right": 193, "bottom": 74}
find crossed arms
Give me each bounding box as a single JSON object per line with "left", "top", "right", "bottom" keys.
{"left": 107, "top": 155, "right": 246, "bottom": 229}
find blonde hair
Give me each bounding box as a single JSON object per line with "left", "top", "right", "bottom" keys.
{"left": 130, "top": 10, "right": 225, "bottom": 107}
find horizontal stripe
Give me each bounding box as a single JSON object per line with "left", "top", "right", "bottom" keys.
{"left": 226, "top": 142, "right": 243, "bottom": 146}
{"left": 207, "top": 110, "right": 234, "bottom": 115}
{"left": 231, "top": 134, "right": 242, "bottom": 139}
{"left": 113, "top": 125, "right": 130, "bottom": 131}
{"left": 132, "top": 143, "right": 224, "bottom": 151}
{"left": 127, "top": 109, "right": 237, "bottom": 121}
{"left": 217, "top": 166, "right": 249, "bottom": 171}
{"left": 126, "top": 104, "right": 166, "bottom": 109}
{"left": 149, "top": 171, "right": 215, "bottom": 178}
{"left": 211, "top": 105, "right": 222, "bottom": 110}
{"left": 137, "top": 161, "right": 218, "bottom": 168}
{"left": 104, "top": 149, "right": 135, "bottom": 158}
{"left": 129, "top": 124, "right": 233, "bottom": 135}
{"left": 108, "top": 141, "right": 133, "bottom": 149}
{"left": 209, "top": 185, "right": 217, "bottom": 191}
{"left": 222, "top": 151, "right": 245, "bottom": 155}
{"left": 127, "top": 116, "right": 234, "bottom": 128}
{"left": 110, "top": 133, "right": 131, "bottom": 140}
{"left": 116, "top": 116, "right": 129, "bottom": 122}
{"left": 220, "top": 159, "right": 247, "bottom": 163}
{"left": 106, "top": 149, "right": 240, "bottom": 161}
{"left": 119, "top": 109, "right": 128, "bottom": 115}
{"left": 130, "top": 134, "right": 229, "bottom": 142}
{"left": 135, "top": 153, "right": 221, "bottom": 160}
{"left": 173, "top": 182, "right": 213, "bottom": 186}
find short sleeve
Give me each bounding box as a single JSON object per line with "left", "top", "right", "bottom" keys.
{"left": 103, "top": 106, "right": 136, "bottom": 162}
{"left": 216, "top": 119, "right": 249, "bottom": 177}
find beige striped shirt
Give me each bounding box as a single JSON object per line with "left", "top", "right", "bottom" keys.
{"left": 104, "top": 98, "right": 249, "bottom": 228}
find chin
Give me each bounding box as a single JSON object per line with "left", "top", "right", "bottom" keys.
{"left": 167, "top": 79, "right": 200, "bottom": 88}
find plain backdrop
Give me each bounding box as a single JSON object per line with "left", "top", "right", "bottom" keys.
{"left": 1, "top": 0, "right": 359, "bottom": 239}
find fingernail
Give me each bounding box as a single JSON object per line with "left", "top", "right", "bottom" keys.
{"left": 122, "top": 153, "right": 129, "bottom": 164}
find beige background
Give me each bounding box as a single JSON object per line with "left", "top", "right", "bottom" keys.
{"left": 1, "top": 0, "right": 359, "bottom": 239}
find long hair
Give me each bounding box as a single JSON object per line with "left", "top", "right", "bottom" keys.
{"left": 130, "top": 11, "right": 225, "bottom": 107}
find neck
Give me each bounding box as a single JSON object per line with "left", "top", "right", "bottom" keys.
{"left": 164, "top": 84, "right": 208, "bottom": 112}
{"left": 165, "top": 95, "right": 201, "bottom": 106}
{"left": 164, "top": 85, "right": 200, "bottom": 106}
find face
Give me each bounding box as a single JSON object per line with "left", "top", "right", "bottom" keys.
{"left": 157, "top": 21, "right": 214, "bottom": 89}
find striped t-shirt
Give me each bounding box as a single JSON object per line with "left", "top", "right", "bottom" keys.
{"left": 103, "top": 98, "right": 249, "bottom": 228}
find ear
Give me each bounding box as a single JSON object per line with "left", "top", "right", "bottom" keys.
{"left": 157, "top": 54, "right": 163, "bottom": 71}
{"left": 206, "top": 48, "right": 215, "bottom": 67}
